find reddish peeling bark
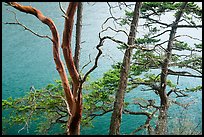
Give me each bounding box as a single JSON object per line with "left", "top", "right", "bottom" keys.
{"left": 61, "top": 2, "right": 80, "bottom": 99}
{"left": 7, "top": 2, "right": 82, "bottom": 135}
{"left": 6, "top": 1, "right": 75, "bottom": 111}
{"left": 61, "top": 3, "right": 83, "bottom": 135}
{"left": 67, "top": 85, "right": 83, "bottom": 135}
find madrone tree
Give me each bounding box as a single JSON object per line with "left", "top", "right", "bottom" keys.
{"left": 2, "top": 2, "right": 104, "bottom": 135}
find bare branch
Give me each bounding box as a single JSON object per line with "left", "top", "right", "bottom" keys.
{"left": 141, "top": 16, "right": 171, "bottom": 28}
{"left": 80, "top": 54, "right": 92, "bottom": 73}
{"left": 107, "top": 2, "right": 114, "bottom": 17}
{"left": 123, "top": 109, "right": 151, "bottom": 117}
{"left": 177, "top": 24, "right": 202, "bottom": 28}
{"left": 169, "top": 63, "right": 202, "bottom": 75}
{"left": 101, "top": 16, "right": 125, "bottom": 30}
{"left": 120, "top": 2, "right": 135, "bottom": 9}
{"left": 55, "top": 105, "right": 68, "bottom": 114}
{"left": 84, "top": 109, "right": 114, "bottom": 123}
{"left": 130, "top": 80, "right": 160, "bottom": 93}
{"left": 101, "top": 26, "right": 129, "bottom": 37}
{"left": 6, "top": 1, "right": 75, "bottom": 112}
{"left": 174, "top": 35, "right": 202, "bottom": 42}
{"left": 82, "top": 34, "right": 133, "bottom": 83}
{"left": 18, "top": 121, "right": 29, "bottom": 134}
{"left": 170, "top": 99, "right": 195, "bottom": 109}
{"left": 134, "top": 98, "right": 160, "bottom": 109}
{"left": 87, "top": 2, "right": 96, "bottom": 6}
{"left": 18, "top": 86, "right": 38, "bottom": 133}
{"left": 46, "top": 90, "right": 72, "bottom": 116}
{"left": 150, "top": 30, "right": 171, "bottom": 39}
{"left": 4, "top": 9, "right": 52, "bottom": 41}
{"left": 90, "top": 109, "right": 113, "bottom": 117}
{"left": 59, "top": 2, "right": 66, "bottom": 16}
{"left": 167, "top": 88, "right": 188, "bottom": 98}
{"left": 168, "top": 71, "right": 202, "bottom": 78}
{"left": 106, "top": 2, "right": 122, "bottom": 29}
{"left": 123, "top": 108, "right": 158, "bottom": 135}
{"left": 82, "top": 37, "right": 104, "bottom": 83}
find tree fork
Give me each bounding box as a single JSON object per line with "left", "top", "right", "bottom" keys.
{"left": 6, "top": 1, "right": 75, "bottom": 110}
{"left": 61, "top": 2, "right": 80, "bottom": 98}
{"left": 6, "top": 2, "right": 82, "bottom": 135}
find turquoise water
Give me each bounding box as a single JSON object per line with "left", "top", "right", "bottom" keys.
{"left": 2, "top": 2, "right": 202, "bottom": 135}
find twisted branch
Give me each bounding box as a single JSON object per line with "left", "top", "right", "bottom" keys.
{"left": 6, "top": 2, "right": 75, "bottom": 111}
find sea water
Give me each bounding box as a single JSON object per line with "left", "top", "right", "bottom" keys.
{"left": 2, "top": 2, "right": 202, "bottom": 135}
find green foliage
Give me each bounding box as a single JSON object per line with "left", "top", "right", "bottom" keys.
{"left": 185, "top": 85, "right": 202, "bottom": 92}
{"left": 132, "top": 49, "right": 162, "bottom": 69}
{"left": 140, "top": 2, "right": 202, "bottom": 19}
{"left": 119, "top": 18, "right": 129, "bottom": 26}
{"left": 177, "top": 54, "right": 202, "bottom": 69}
{"left": 173, "top": 41, "right": 192, "bottom": 51}
{"left": 130, "top": 64, "right": 147, "bottom": 76}
{"left": 171, "top": 54, "right": 180, "bottom": 63}
{"left": 82, "top": 68, "right": 120, "bottom": 126}
{"left": 184, "top": 2, "right": 202, "bottom": 18}
{"left": 122, "top": 2, "right": 202, "bottom": 39}
{"left": 166, "top": 80, "right": 176, "bottom": 88}
{"left": 174, "top": 2, "right": 202, "bottom": 26}
{"left": 144, "top": 73, "right": 160, "bottom": 82}
{"left": 141, "top": 2, "right": 178, "bottom": 15}
{"left": 83, "top": 67, "right": 121, "bottom": 114}
{"left": 136, "top": 37, "right": 160, "bottom": 45}
{"left": 119, "top": 9, "right": 132, "bottom": 26}
{"left": 81, "top": 116, "right": 94, "bottom": 128}
{"left": 194, "top": 43, "right": 202, "bottom": 49}
{"left": 117, "top": 44, "right": 128, "bottom": 50}
{"left": 2, "top": 80, "right": 67, "bottom": 135}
